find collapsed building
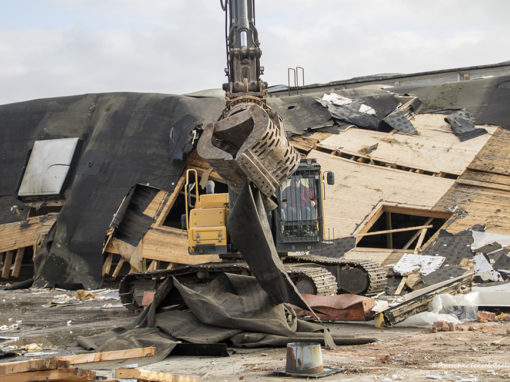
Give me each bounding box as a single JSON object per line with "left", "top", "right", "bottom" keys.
{"left": 1, "top": 63, "right": 510, "bottom": 382}
{"left": 0, "top": 65, "right": 510, "bottom": 301}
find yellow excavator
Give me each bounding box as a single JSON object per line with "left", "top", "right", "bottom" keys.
{"left": 119, "top": 0, "right": 386, "bottom": 310}
{"left": 185, "top": 160, "right": 334, "bottom": 256}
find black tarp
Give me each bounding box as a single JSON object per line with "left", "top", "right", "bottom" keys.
{"left": 77, "top": 273, "right": 375, "bottom": 356}
{"left": 227, "top": 183, "right": 310, "bottom": 310}
{"left": 399, "top": 75, "right": 510, "bottom": 130}
{"left": 0, "top": 93, "right": 224, "bottom": 288}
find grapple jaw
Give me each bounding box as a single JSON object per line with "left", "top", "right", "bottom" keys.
{"left": 198, "top": 103, "right": 300, "bottom": 198}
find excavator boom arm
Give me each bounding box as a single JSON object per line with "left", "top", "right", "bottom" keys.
{"left": 223, "top": 0, "right": 264, "bottom": 96}
{"left": 198, "top": 0, "right": 300, "bottom": 198}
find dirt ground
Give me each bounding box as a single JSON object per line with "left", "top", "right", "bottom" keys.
{"left": 1, "top": 288, "right": 509, "bottom": 381}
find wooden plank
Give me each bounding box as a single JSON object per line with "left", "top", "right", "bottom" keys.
{"left": 0, "top": 367, "right": 94, "bottom": 382}
{"left": 147, "top": 260, "right": 160, "bottom": 271}
{"left": 116, "top": 368, "right": 199, "bottom": 382}
{"left": 402, "top": 229, "right": 420, "bottom": 250}
{"left": 143, "top": 190, "right": 171, "bottom": 219}
{"left": 355, "top": 225, "right": 433, "bottom": 238}
{"left": 434, "top": 127, "right": 510, "bottom": 234}
{"left": 111, "top": 258, "right": 125, "bottom": 278}
{"left": 354, "top": 203, "right": 385, "bottom": 244}
{"left": 102, "top": 253, "right": 114, "bottom": 276}
{"left": 403, "top": 218, "right": 433, "bottom": 250}
{"left": 102, "top": 226, "right": 115, "bottom": 254}
{"left": 155, "top": 175, "right": 186, "bottom": 226}
{"left": 467, "top": 127, "right": 510, "bottom": 176}
{"left": 142, "top": 227, "right": 220, "bottom": 265}
{"left": 0, "top": 358, "right": 69, "bottom": 376}
{"left": 461, "top": 170, "right": 510, "bottom": 187}
{"left": 436, "top": 182, "right": 510, "bottom": 234}
{"left": 56, "top": 346, "right": 156, "bottom": 364}
{"left": 11, "top": 247, "right": 25, "bottom": 278}
{"left": 319, "top": 114, "right": 496, "bottom": 175}
{"left": 383, "top": 205, "right": 452, "bottom": 219}
{"left": 310, "top": 131, "right": 334, "bottom": 143}
{"left": 1, "top": 251, "right": 13, "bottom": 279}
{"left": 0, "top": 213, "right": 58, "bottom": 253}
{"left": 456, "top": 178, "right": 510, "bottom": 192}
{"left": 395, "top": 277, "right": 407, "bottom": 295}
{"left": 290, "top": 136, "right": 318, "bottom": 153}
{"left": 106, "top": 238, "right": 143, "bottom": 271}
{"left": 386, "top": 212, "right": 393, "bottom": 249}
{"left": 185, "top": 150, "right": 224, "bottom": 183}
{"left": 382, "top": 251, "right": 408, "bottom": 267}
{"left": 414, "top": 228, "right": 428, "bottom": 254}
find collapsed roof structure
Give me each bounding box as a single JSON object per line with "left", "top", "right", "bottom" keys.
{"left": 1, "top": 64, "right": 510, "bottom": 291}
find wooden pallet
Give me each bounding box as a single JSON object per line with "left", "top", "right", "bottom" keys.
{"left": 116, "top": 368, "right": 199, "bottom": 382}
{"left": 0, "top": 347, "right": 157, "bottom": 381}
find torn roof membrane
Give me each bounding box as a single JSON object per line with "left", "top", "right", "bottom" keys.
{"left": 316, "top": 91, "right": 419, "bottom": 134}
{"left": 1, "top": 72, "right": 510, "bottom": 287}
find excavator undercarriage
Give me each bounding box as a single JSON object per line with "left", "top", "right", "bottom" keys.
{"left": 119, "top": 258, "right": 386, "bottom": 311}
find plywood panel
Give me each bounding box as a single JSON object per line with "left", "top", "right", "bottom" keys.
{"left": 434, "top": 127, "right": 510, "bottom": 234}
{"left": 143, "top": 190, "right": 170, "bottom": 219}
{"left": 155, "top": 175, "right": 185, "bottom": 226}
{"left": 309, "top": 150, "right": 455, "bottom": 238}
{"left": 461, "top": 171, "right": 510, "bottom": 187}
{"left": 106, "top": 238, "right": 143, "bottom": 271}
{"left": 142, "top": 226, "right": 220, "bottom": 264}
{"left": 319, "top": 114, "right": 497, "bottom": 175}
{"left": 0, "top": 214, "right": 57, "bottom": 253}
{"left": 290, "top": 131, "right": 332, "bottom": 153}
{"left": 185, "top": 150, "right": 224, "bottom": 183}
{"left": 436, "top": 184, "right": 510, "bottom": 234}
{"left": 468, "top": 128, "right": 510, "bottom": 175}
{"left": 342, "top": 248, "right": 400, "bottom": 265}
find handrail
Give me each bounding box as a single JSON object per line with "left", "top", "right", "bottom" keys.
{"left": 184, "top": 169, "right": 199, "bottom": 230}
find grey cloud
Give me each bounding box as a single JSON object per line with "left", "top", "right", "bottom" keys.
{"left": 1, "top": 0, "right": 509, "bottom": 104}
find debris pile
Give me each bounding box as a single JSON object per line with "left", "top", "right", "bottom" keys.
{"left": 0, "top": 347, "right": 165, "bottom": 382}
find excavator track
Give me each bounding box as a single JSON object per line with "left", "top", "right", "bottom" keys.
{"left": 285, "top": 255, "right": 387, "bottom": 296}
{"left": 119, "top": 262, "right": 339, "bottom": 311}
{"left": 285, "top": 265, "right": 338, "bottom": 296}
{"left": 119, "top": 256, "right": 386, "bottom": 311}
{"left": 119, "top": 262, "right": 251, "bottom": 311}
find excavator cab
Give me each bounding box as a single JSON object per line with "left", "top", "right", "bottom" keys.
{"left": 185, "top": 159, "right": 334, "bottom": 255}
{"left": 273, "top": 159, "right": 333, "bottom": 252}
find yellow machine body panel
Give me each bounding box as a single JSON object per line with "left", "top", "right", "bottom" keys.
{"left": 190, "top": 208, "right": 227, "bottom": 227}
{"left": 198, "top": 193, "right": 229, "bottom": 208}
{"left": 187, "top": 192, "right": 230, "bottom": 254}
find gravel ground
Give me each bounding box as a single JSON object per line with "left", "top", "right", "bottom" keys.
{"left": 1, "top": 288, "right": 509, "bottom": 381}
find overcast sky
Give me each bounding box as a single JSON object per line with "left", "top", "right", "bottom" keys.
{"left": 1, "top": 0, "right": 508, "bottom": 105}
